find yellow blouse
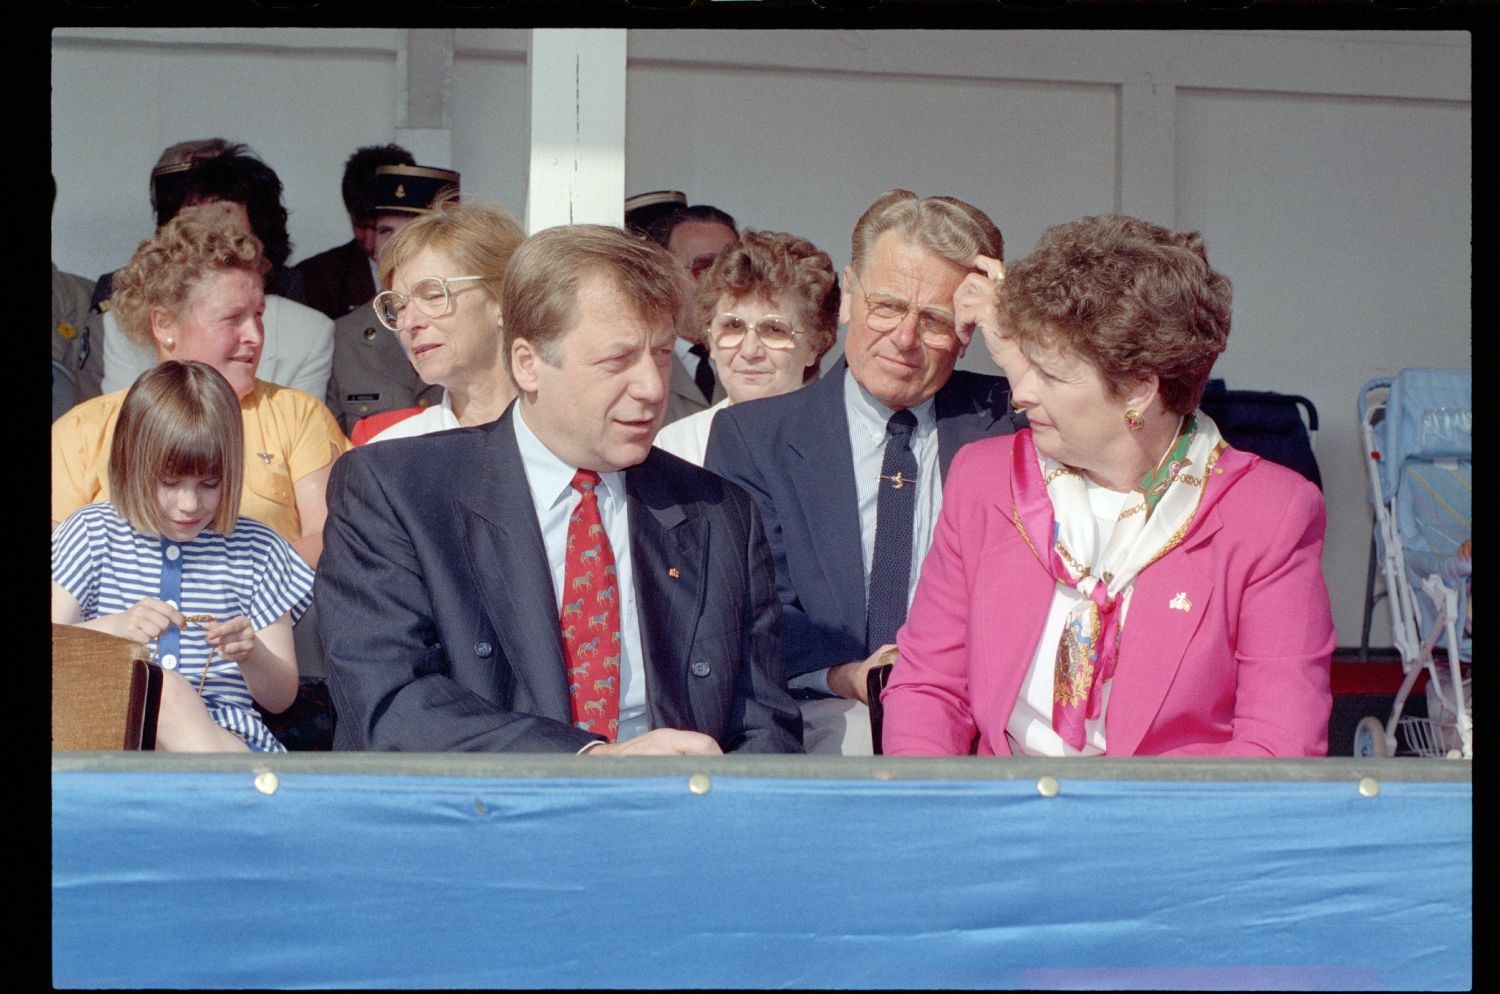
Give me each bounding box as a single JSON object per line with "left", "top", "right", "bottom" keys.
{"left": 51, "top": 379, "right": 350, "bottom": 544}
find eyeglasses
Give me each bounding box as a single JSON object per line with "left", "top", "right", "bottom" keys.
{"left": 708, "top": 312, "right": 805, "bottom": 351}
{"left": 849, "top": 272, "right": 960, "bottom": 351}
{"left": 373, "top": 275, "right": 484, "bottom": 332}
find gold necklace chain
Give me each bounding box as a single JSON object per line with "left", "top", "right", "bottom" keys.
{"left": 147, "top": 614, "right": 220, "bottom": 694}
{"left": 1149, "top": 415, "right": 1188, "bottom": 478}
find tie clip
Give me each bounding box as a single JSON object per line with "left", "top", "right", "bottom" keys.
{"left": 880, "top": 472, "right": 916, "bottom": 490}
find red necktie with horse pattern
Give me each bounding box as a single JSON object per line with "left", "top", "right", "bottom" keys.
{"left": 561, "top": 470, "right": 622, "bottom": 741}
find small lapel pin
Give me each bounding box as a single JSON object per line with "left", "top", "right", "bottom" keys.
{"left": 668, "top": 567, "right": 680, "bottom": 579}
{"left": 1169, "top": 592, "right": 1191, "bottom": 612}
{"left": 257, "top": 452, "right": 274, "bottom": 465}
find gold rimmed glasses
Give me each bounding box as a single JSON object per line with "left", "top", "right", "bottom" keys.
{"left": 707, "top": 312, "right": 806, "bottom": 351}
{"left": 373, "top": 275, "right": 485, "bottom": 332}
{"left": 849, "top": 272, "right": 960, "bottom": 351}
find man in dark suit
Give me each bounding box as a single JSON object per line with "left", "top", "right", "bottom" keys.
{"left": 294, "top": 144, "right": 415, "bottom": 320}
{"left": 317, "top": 224, "right": 802, "bottom": 755}
{"left": 705, "top": 189, "right": 1018, "bottom": 754}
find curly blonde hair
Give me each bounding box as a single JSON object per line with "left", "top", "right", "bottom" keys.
{"left": 110, "top": 201, "right": 269, "bottom": 348}
{"left": 691, "top": 230, "right": 841, "bottom": 374}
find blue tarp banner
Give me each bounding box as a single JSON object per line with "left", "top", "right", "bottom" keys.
{"left": 52, "top": 763, "right": 1471, "bottom": 989}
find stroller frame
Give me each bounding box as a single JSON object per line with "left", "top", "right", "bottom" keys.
{"left": 1356, "top": 371, "right": 1471, "bottom": 759}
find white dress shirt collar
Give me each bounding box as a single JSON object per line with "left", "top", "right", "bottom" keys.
{"left": 844, "top": 367, "right": 938, "bottom": 443}
{"left": 513, "top": 402, "right": 627, "bottom": 511}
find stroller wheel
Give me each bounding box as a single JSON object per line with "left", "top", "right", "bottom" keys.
{"left": 1354, "top": 716, "right": 1388, "bottom": 758}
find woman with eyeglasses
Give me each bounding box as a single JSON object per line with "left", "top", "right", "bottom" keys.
{"left": 654, "top": 230, "right": 840, "bottom": 466}
{"left": 52, "top": 202, "right": 349, "bottom": 568}
{"left": 353, "top": 196, "right": 527, "bottom": 444}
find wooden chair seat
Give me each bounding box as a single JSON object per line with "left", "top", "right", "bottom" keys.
{"left": 52, "top": 623, "right": 161, "bottom": 751}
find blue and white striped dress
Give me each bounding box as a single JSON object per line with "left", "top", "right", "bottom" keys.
{"left": 51, "top": 502, "right": 315, "bottom": 752}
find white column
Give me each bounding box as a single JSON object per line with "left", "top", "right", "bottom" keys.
{"left": 523, "top": 29, "right": 627, "bottom": 233}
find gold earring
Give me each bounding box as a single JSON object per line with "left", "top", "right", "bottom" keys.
{"left": 1124, "top": 408, "right": 1145, "bottom": 431}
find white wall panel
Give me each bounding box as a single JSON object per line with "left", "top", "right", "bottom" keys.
{"left": 51, "top": 31, "right": 399, "bottom": 280}
{"left": 450, "top": 46, "right": 531, "bottom": 221}
{"left": 1175, "top": 88, "right": 1471, "bottom": 645}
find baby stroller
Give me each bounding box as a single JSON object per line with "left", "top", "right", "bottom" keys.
{"left": 1354, "top": 369, "right": 1472, "bottom": 758}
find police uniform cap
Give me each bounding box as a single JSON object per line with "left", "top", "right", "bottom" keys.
{"left": 371, "top": 164, "right": 461, "bottom": 216}
{"left": 625, "top": 190, "right": 687, "bottom": 235}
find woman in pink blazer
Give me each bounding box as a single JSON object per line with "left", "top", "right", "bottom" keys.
{"left": 881, "top": 215, "right": 1334, "bottom": 757}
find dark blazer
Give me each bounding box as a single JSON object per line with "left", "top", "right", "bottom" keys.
{"left": 294, "top": 239, "right": 377, "bottom": 320}
{"left": 324, "top": 299, "right": 444, "bottom": 434}
{"left": 705, "top": 359, "right": 1018, "bottom": 681}
{"left": 317, "top": 405, "right": 803, "bottom": 753}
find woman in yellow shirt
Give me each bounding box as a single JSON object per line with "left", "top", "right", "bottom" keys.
{"left": 51, "top": 202, "right": 348, "bottom": 566}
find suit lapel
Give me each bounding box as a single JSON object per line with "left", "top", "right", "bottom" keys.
{"left": 786, "top": 366, "right": 867, "bottom": 639}
{"left": 1104, "top": 504, "right": 1224, "bottom": 755}
{"left": 668, "top": 352, "right": 726, "bottom": 410}
{"left": 934, "top": 375, "right": 1011, "bottom": 480}
{"left": 627, "top": 456, "right": 708, "bottom": 732}
{"left": 453, "top": 412, "right": 571, "bottom": 718}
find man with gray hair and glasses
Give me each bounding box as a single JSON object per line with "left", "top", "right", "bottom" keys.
{"left": 706, "top": 188, "right": 1020, "bottom": 755}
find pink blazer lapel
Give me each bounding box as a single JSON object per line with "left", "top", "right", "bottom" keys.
{"left": 968, "top": 485, "right": 1058, "bottom": 754}
{"left": 1103, "top": 503, "right": 1224, "bottom": 755}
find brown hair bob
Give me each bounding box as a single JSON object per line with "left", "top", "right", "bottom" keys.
{"left": 108, "top": 360, "right": 244, "bottom": 537}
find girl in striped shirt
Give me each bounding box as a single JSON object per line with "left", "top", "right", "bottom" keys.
{"left": 51, "top": 361, "right": 314, "bottom": 752}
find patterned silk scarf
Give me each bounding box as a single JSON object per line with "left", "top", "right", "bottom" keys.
{"left": 1009, "top": 412, "right": 1226, "bottom": 750}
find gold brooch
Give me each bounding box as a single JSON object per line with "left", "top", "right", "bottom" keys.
{"left": 668, "top": 567, "right": 680, "bottom": 579}
{"left": 58, "top": 322, "right": 78, "bottom": 340}
{"left": 1169, "top": 592, "right": 1192, "bottom": 612}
